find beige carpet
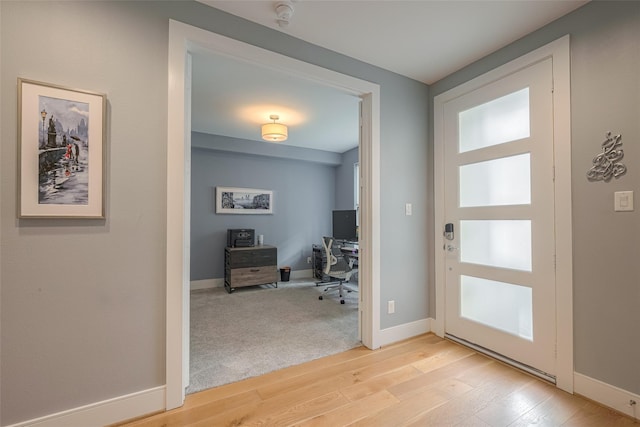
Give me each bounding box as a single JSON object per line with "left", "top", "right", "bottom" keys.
{"left": 188, "top": 279, "right": 360, "bottom": 394}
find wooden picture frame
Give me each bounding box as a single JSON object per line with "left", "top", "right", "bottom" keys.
{"left": 216, "top": 186, "right": 273, "bottom": 214}
{"left": 18, "top": 78, "right": 106, "bottom": 218}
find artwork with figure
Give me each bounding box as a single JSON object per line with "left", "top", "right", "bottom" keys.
{"left": 38, "top": 95, "right": 90, "bottom": 205}
{"left": 216, "top": 187, "right": 273, "bottom": 214}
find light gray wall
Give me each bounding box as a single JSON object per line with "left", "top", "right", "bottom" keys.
{"left": 0, "top": 1, "right": 430, "bottom": 423}
{"left": 430, "top": 1, "right": 640, "bottom": 396}
{"left": 190, "top": 136, "right": 336, "bottom": 280}
{"left": 335, "top": 147, "right": 359, "bottom": 210}
{"left": 1, "top": 2, "right": 168, "bottom": 424}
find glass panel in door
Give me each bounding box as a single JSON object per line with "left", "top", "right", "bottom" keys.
{"left": 459, "top": 153, "right": 531, "bottom": 207}
{"left": 460, "top": 275, "right": 533, "bottom": 340}
{"left": 458, "top": 88, "right": 530, "bottom": 153}
{"left": 460, "top": 220, "right": 532, "bottom": 271}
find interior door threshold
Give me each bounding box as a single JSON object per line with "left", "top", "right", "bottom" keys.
{"left": 445, "top": 333, "right": 556, "bottom": 384}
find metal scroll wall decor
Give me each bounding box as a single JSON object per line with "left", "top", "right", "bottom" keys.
{"left": 586, "top": 131, "right": 627, "bottom": 182}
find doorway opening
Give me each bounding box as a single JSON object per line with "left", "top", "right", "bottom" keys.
{"left": 166, "top": 20, "right": 381, "bottom": 409}
{"left": 187, "top": 49, "right": 363, "bottom": 394}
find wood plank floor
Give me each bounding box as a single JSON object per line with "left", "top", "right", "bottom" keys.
{"left": 116, "top": 334, "right": 638, "bottom": 427}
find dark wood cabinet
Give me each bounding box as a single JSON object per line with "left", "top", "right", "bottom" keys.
{"left": 224, "top": 245, "right": 278, "bottom": 293}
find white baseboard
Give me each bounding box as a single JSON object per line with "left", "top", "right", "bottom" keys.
{"left": 190, "top": 270, "right": 315, "bottom": 291}
{"left": 574, "top": 372, "right": 639, "bottom": 420}
{"left": 289, "top": 269, "right": 313, "bottom": 280}
{"left": 190, "top": 278, "right": 224, "bottom": 290}
{"left": 378, "top": 318, "right": 432, "bottom": 347}
{"left": 5, "top": 386, "right": 165, "bottom": 427}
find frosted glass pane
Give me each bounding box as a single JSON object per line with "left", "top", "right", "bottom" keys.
{"left": 459, "top": 88, "right": 530, "bottom": 153}
{"left": 461, "top": 275, "right": 532, "bottom": 340}
{"left": 460, "top": 220, "right": 531, "bottom": 271}
{"left": 459, "top": 153, "right": 531, "bottom": 207}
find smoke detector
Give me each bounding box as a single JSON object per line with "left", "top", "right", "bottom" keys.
{"left": 275, "top": 1, "right": 294, "bottom": 27}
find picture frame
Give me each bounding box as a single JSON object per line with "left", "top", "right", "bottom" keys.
{"left": 216, "top": 187, "right": 273, "bottom": 214}
{"left": 18, "top": 78, "right": 107, "bottom": 219}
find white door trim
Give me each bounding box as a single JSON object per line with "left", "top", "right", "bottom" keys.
{"left": 167, "top": 20, "right": 381, "bottom": 409}
{"left": 433, "top": 35, "right": 573, "bottom": 392}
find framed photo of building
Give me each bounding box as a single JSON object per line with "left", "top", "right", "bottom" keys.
{"left": 216, "top": 187, "right": 273, "bottom": 214}
{"left": 18, "top": 78, "right": 106, "bottom": 218}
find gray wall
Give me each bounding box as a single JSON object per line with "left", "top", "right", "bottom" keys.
{"left": 430, "top": 1, "right": 640, "bottom": 396}
{"left": 0, "top": 1, "right": 430, "bottom": 424}
{"left": 1, "top": 2, "right": 168, "bottom": 424}
{"left": 191, "top": 134, "right": 359, "bottom": 281}
{"left": 335, "top": 147, "right": 359, "bottom": 210}
{"left": 191, "top": 139, "right": 337, "bottom": 280}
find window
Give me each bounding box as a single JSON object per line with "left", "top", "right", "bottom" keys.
{"left": 354, "top": 162, "right": 360, "bottom": 227}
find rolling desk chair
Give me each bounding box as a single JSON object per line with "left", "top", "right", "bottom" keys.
{"left": 318, "top": 236, "right": 358, "bottom": 304}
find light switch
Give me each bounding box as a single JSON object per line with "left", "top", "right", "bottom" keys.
{"left": 614, "top": 191, "right": 634, "bottom": 212}
{"left": 405, "top": 203, "right": 412, "bottom": 216}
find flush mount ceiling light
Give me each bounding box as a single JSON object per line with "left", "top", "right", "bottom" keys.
{"left": 261, "top": 114, "right": 288, "bottom": 142}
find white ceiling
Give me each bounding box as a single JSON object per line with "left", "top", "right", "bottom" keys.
{"left": 192, "top": 0, "right": 588, "bottom": 153}
{"left": 191, "top": 51, "right": 361, "bottom": 153}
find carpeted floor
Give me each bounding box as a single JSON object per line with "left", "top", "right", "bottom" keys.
{"left": 188, "top": 279, "right": 360, "bottom": 394}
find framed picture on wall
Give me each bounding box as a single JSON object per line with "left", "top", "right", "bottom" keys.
{"left": 18, "top": 78, "right": 107, "bottom": 219}
{"left": 216, "top": 187, "right": 273, "bottom": 214}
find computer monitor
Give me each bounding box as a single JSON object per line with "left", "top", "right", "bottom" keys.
{"left": 332, "top": 210, "right": 357, "bottom": 242}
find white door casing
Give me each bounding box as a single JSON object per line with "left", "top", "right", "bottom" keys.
{"left": 167, "top": 20, "right": 381, "bottom": 409}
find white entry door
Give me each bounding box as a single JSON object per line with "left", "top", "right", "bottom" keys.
{"left": 442, "top": 58, "right": 557, "bottom": 379}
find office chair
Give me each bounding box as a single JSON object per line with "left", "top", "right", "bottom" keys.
{"left": 318, "top": 236, "right": 358, "bottom": 304}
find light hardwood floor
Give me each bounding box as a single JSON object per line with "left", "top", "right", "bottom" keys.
{"left": 117, "top": 334, "right": 638, "bottom": 426}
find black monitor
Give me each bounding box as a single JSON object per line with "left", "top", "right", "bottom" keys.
{"left": 332, "top": 210, "right": 357, "bottom": 241}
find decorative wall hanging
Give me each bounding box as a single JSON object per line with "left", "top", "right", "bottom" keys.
{"left": 216, "top": 187, "right": 273, "bottom": 214}
{"left": 586, "top": 131, "right": 627, "bottom": 182}
{"left": 18, "top": 78, "right": 107, "bottom": 218}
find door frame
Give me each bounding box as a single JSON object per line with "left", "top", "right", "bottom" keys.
{"left": 433, "top": 35, "right": 574, "bottom": 392}
{"left": 166, "top": 20, "right": 381, "bottom": 409}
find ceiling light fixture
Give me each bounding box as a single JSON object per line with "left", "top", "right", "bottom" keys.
{"left": 261, "top": 114, "right": 288, "bottom": 142}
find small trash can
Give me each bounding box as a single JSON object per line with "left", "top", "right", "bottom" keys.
{"left": 279, "top": 266, "right": 291, "bottom": 282}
